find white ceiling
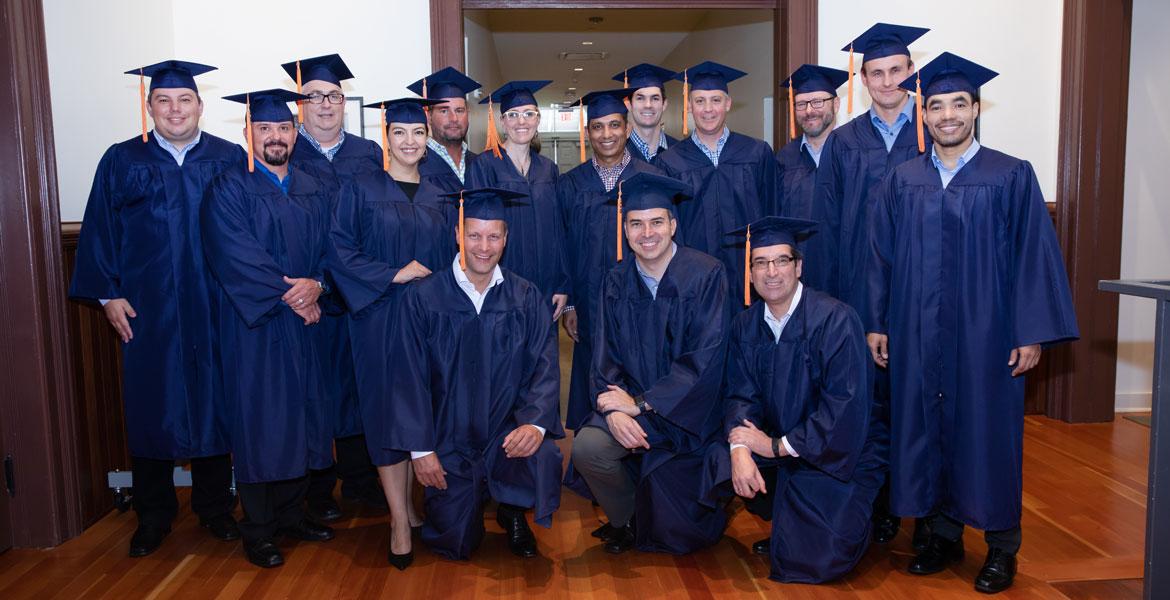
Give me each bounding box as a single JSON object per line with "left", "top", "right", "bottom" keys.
{"left": 470, "top": 9, "right": 713, "bottom": 106}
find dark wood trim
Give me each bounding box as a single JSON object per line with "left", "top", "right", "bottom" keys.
{"left": 775, "top": 0, "right": 817, "bottom": 147}
{"left": 0, "top": 0, "right": 84, "bottom": 546}
{"left": 432, "top": 0, "right": 466, "bottom": 71}
{"left": 463, "top": 0, "right": 777, "bottom": 7}
{"left": 1046, "top": 0, "right": 1132, "bottom": 423}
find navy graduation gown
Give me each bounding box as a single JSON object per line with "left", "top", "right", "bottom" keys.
{"left": 328, "top": 170, "right": 455, "bottom": 465}
{"left": 654, "top": 133, "right": 780, "bottom": 310}
{"left": 775, "top": 134, "right": 834, "bottom": 221}
{"left": 706, "top": 290, "right": 883, "bottom": 583}
{"left": 556, "top": 157, "right": 665, "bottom": 430}
{"left": 809, "top": 107, "right": 928, "bottom": 313}
{"left": 585, "top": 246, "right": 730, "bottom": 554}
{"left": 626, "top": 132, "right": 680, "bottom": 164}
{"left": 418, "top": 147, "right": 477, "bottom": 224}
{"left": 201, "top": 164, "right": 334, "bottom": 484}
{"left": 466, "top": 149, "right": 569, "bottom": 305}
{"left": 387, "top": 267, "right": 564, "bottom": 559}
{"left": 69, "top": 131, "right": 243, "bottom": 460}
{"left": 866, "top": 147, "right": 1079, "bottom": 531}
{"left": 289, "top": 132, "right": 384, "bottom": 438}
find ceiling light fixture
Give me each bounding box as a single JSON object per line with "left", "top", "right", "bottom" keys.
{"left": 573, "top": 67, "right": 584, "bottom": 72}
{"left": 581, "top": 41, "right": 594, "bottom": 45}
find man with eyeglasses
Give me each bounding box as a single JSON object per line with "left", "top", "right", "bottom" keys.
{"left": 570, "top": 172, "right": 729, "bottom": 555}
{"left": 280, "top": 53, "right": 386, "bottom": 523}
{"left": 705, "top": 217, "right": 882, "bottom": 583}
{"left": 409, "top": 67, "right": 480, "bottom": 221}
{"left": 812, "top": 23, "right": 930, "bottom": 548}
{"left": 775, "top": 65, "right": 848, "bottom": 221}
{"left": 654, "top": 61, "right": 781, "bottom": 313}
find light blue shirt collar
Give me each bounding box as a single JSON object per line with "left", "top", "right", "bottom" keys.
{"left": 931, "top": 138, "right": 981, "bottom": 189}
{"left": 153, "top": 130, "right": 201, "bottom": 166}
{"left": 870, "top": 96, "right": 916, "bottom": 152}
{"left": 630, "top": 128, "right": 669, "bottom": 161}
{"left": 691, "top": 127, "right": 730, "bottom": 167}
{"left": 634, "top": 242, "right": 677, "bottom": 299}
{"left": 799, "top": 135, "right": 823, "bottom": 167}
{"left": 427, "top": 137, "right": 469, "bottom": 184}
{"left": 298, "top": 124, "right": 345, "bottom": 162}
{"left": 763, "top": 282, "right": 803, "bottom": 343}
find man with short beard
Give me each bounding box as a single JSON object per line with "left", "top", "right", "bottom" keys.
{"left": 70, "top": 59, "right": 242, "bottom": 558}
{"left": 202, "top": 89, "right": 336, "bottom": 569}
{"left": 409, "top": 67, "right": 481, "bottom": 220}
{"left": 774, "top": 65, "right": 847, "bottom": 221}
{"left": 654, "top": 61, "right": 781, "bottom": 312}
{"left": 613, "top": 63, "right": 679, "bottom": 163}
{"left": 812, "top": 23, "right": 929, "bottom": 547}
{"left": 280, "top": 53, "right": 385, "bottom": 520}
{"left": 866, "top": 54, "right": 1078, "bottom": 593}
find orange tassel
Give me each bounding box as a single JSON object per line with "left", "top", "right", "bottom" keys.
{"left": 616, "top": 180, "right": 624, "bottom": 263}
{"left": 458, "top": 191, "right": 467, "bottom": 271}
{"left": 422, "top": 77, "right": 432, "bottom": 137}
{"left": 788, "top": 77, "right": 797, "bottom": 141}
{"left": 484, "top": 98, "right": 502, "bottom": 159}
{"left": 847, "top": 44, "right": 855, "bottom": 115}
{"left": 743, "top": 225, "right": 751, "bottom": 307}
{"left": 915, "top": 71, "right": 925, "bottom": 153}
{"left": 623, "top": 69, "right": 629, "bottom": 89}
{"left": 139, "top": 69, "right": 148, "bottom": 142}
{"left": 578, "top": 98, "right": 586, "bottom": 164}
{"left": 245, "top": 94, "right": 255, "bottom": 173}
{"left": 296, "top": 60, "right": 304, "bottom": 124}
{"left": 681, "top": 69, "right": 690, "bottom": 137}
{"left": 422, "top": 77, "right": 428, "bottom": 99}
{"left": 380, "top": 103, "right": 390, "bottom": 172}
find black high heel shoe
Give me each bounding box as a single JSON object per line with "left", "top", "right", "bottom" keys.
{"left": 388, "top": 547, "right": 414, "bottom": 571}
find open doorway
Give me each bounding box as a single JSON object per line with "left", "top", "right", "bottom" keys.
{"left": 462, "top": 8, "right": 774, "bottom": 173}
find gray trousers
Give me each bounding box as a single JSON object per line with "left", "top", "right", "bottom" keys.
{"left": 572, "top": 426, "right": 637, "bottom": 528}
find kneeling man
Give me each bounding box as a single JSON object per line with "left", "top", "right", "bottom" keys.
{"left": 572, "top": 172, "right": 730, "bottom": 555}
{"left": 387, "top": 188, "right": 564, "bottom": 561}
{"left": 713, "top": 217, "right": 883, "bottom": 583}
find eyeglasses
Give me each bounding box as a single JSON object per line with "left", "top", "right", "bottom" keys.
{"left": 502, "top": 110, "right": 539, "bottom": 122}
{"left": 751, "top": 255, "right": 797, "bottom": 270}
{"left": 794, "top": 98, "right": 831, "bottom": 111}
{"left": 305, "top": 92, "right": 345, "bottom": 105}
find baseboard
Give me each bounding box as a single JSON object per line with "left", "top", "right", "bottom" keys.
{"left": 1114, "top": 392, "right": 1152, "bottom": 413}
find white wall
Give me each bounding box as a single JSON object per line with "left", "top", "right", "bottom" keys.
{"left": 463, "top": 11, "right": 505, "bottom": 158}
{"left": 817, "top": 0, "right": 1063, "bottom": 204}
{"left": 1115, "top": 0, "right": 1169, "bottom": 412}
{"left": 45, "top": 0, "right": 432, "bottom": 222}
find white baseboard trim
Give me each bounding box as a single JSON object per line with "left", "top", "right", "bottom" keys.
{"left": 1115, "top": 392, "right": 1152, "bottom": 412}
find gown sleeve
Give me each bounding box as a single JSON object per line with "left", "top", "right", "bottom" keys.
{"left": 385, "top": 284, "right": 437, "bottom": 452}
{"left": 865, "top": 173, "right": 897, "bottom": 335}
{"left": 69, "top": 148, "right": 124, "bottom": 301}
{"left": 327, "top": 180, "right": 401, "bottom": 315}
{"left": 511, "top": 286, "right": 564, "bottom": 437}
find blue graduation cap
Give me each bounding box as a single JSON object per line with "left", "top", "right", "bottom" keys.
{"left": 582, "top": 88, "right": 635, "bottom": 121}
{"left": 726, "top": 216, "right": 818, "bottom": 306}
{"left": 842, "top": 23, "right": 929, "bottom": 61}
{"left": 126, "top": 60, "right": 215, "bottom": 92}
{"left": 478, "top": 80, "right": 551, "bottom": 112}
{"left": 363, "top": 97, "right": 445, "bottom": 125}
{"left": 607, "top": 172, "right": 690, "bottom": 262}
{"left": 781, "top": 64, "right": 850, "bottom": 96}
{"left": 223, "top": 89, "right": 306, "bottom": 122}
{"left": 674, "top": 61, "right": 747, "bottom": 93}
{"left": 441, "top": 187, "right": 529, "bottom": 269}
{"left": 408, "top": 67, "right": 481, "bottom": 100}
{"left": 613, "top": 63, "right": 676, "bottom": 92}
{"left": 899, "top": 51, "right": 999, "bottom": 99}
{"left": 280, "top": 53, "right": 355, "bottom": 87}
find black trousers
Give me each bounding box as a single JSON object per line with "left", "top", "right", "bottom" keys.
{"left": 237, "top": 476, "right": 310, "bottom": 543}
{"left": 306, "top": 434, "right": 379, "bottom": 504}
{"left": 928, "top": 513, "right": 1022, "bottom": 554}
{"left": 131, "top": 454, "right": 234, "bottom": 529}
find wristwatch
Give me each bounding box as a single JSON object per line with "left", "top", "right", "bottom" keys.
{"left": 634, "top": 395, "right": 648, "bottom": 414}
{"left": 771, "top": 436, "right": 782, "bottom": 458}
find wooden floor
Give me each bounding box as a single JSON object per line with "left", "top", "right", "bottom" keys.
{"left": 0, "top": 412, "right": 1151, "bottom": 599}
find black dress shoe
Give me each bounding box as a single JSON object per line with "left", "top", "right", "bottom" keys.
{"left": 603, "top": 524, "right": 636, "bottom": 554}
{"left": 200, "top": 514, "right": 241, "bottom": 541}
{"left": 908, "top": 535, "right": 965, "bottom": 575}
{"left": 306, "top": 499, "right": 343, "bottom": 522}
{"left": 388, "top": 548, "right": 414, "bottom": 571}
{"left": 128, "top": 524, "right": 170, "bottom": 557}
{"left": 912, "top": 518, "right": 932, "bottom": 551}
{"left": 751, "top": 538, "right": 770, "bottom": 555}
{"left": 244, "top": 538, "right": 284, "bottom": 568}
{"left": 277, "top": 519, "right": 335, "bottom": 542}
{"left": 591, "top": 522, "right": 616, "bottom": 541}
{"left": 974, "top": 548, "right": 1017, "bottom": 594}
{"left": 872, "top": 513, "right": 901, "bottom": 544}
{"left": 496, "top": 507, "right": 538, "bottom": 558}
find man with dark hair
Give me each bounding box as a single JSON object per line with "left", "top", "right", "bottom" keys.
{"left": 410, "top": 67, "right": 481, "bottom": 216}
{"left": 70, "top": 60, "right": 242, "bottom": 558}
{"left": 867, "top": 53, "right": 1079, "bottom": 593}
{"left": 613, "top": 63, "right": 679, "bottom": 163}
